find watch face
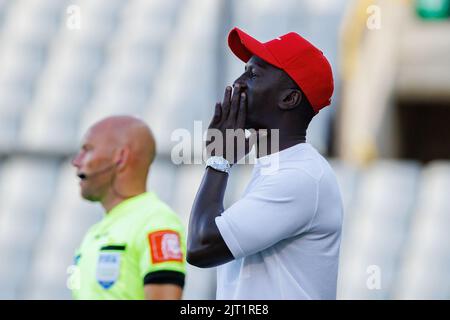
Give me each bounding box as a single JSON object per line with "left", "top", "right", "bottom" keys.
{"left": 207, "top": 156, "right": 230, "bottom": 173}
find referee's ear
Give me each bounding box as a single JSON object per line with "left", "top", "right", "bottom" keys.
{"left": 115, "top": 147, "right": 130, "bottom": 171}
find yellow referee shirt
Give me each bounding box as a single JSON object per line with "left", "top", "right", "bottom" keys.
{"left": 71, "top": 192, "right": 186, "bottom": 300}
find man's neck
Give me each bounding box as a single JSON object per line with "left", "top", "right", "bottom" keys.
{"left": 256, "top": 130, "right": 306, "bottom": 158}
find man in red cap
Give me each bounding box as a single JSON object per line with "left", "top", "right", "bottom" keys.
{"left": 187, "top": 28, "right": 343, "bottom": 299}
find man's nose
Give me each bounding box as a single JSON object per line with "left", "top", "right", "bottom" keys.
{"left": 72, "top": 154, "right": 81, "bottom": 168}
{"left": 233, "top": 79, "right": 247, "bottom": 90}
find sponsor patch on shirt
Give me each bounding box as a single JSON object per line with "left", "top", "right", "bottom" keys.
{"left": 148, "top": 230, "right": 183, "bottom": 263}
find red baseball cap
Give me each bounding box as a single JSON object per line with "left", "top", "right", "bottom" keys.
{"left": 228, "top": 27, "right": 334, "bottom": 113}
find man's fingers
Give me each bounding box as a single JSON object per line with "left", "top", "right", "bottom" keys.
{"left": 221, "top": 86, "right": 232, "bottom": 119}
{"left": 228, "top": 84, "right": 241, "bottom": 123}
{"left": 236, "top": 92, "right": 246, "bottom": 129}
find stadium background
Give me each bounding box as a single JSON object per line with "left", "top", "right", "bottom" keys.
{"left": 0, "top": 0, "right": 449, "bottom": 299}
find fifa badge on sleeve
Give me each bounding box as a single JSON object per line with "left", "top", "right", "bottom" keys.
{"left": 96, "top": 252, "right": 121, "bottom": 289}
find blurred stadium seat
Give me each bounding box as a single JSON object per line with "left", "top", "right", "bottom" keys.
{"left": 337, "top": 161, "right": 421, "bottom": 299}
{"left": 393, "top": 162, "right": 450, "bottom": 299}
{"left": 0, "top": 0, "right": 449, "bottom": 300}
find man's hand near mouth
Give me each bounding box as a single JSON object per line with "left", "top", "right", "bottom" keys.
{"left": 206, "top": 84, "right": 253, "bottom": 165}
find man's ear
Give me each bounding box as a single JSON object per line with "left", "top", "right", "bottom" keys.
{"left": 115, "top": 147, "right": 130, "bottom": 171}
{"left": 278, "top": 89, "right": 302, "bottom": 110}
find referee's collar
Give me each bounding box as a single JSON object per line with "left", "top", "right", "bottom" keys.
{"left": 105, "top": 192, "right": 156, "bottom": 218}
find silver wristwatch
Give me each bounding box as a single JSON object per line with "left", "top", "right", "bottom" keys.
{"left": 206, "top": 156, "right": 231, "bottom": 174}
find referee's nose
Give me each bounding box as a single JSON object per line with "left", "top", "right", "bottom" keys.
{"left": 72, "top": 152, "right": 82, "bottom": 169}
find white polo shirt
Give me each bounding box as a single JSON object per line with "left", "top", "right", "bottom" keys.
{"left": 215, "top": 142, "right": 343, "bottom": 300}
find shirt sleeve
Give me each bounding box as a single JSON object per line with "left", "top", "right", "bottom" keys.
{"left": 215, "top": 168, "right": 319, "bottom": 259}
{"left": 132, "top": 213, "right": 187, "bottom": 286}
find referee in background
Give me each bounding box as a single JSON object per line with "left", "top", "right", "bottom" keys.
{"left": 71, "top": 115, "right": 186, "bottom": 300}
